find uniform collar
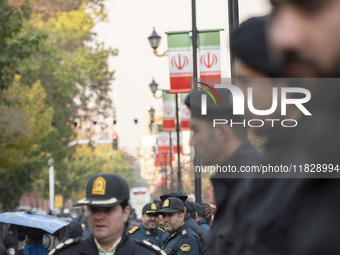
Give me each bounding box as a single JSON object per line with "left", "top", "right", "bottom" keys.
{"left": 169, "top": 223, "right": 186, "bottom": 238}
{"left": 94, "top": 237, "right": 121, "bottom": 255}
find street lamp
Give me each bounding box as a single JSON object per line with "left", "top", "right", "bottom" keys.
{"left": 149, "top": 106, "right": 155, "bottom": 133}
{"left": 149, "top": 79, "right": 162, "bottom": 98}
{"left": 149, "top": 106, "right": 155, "bottom": 119}
{"left": 148, "top": 28, "right": 168, "bottom": 57}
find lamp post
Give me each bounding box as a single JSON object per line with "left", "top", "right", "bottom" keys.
{"left": 48, "top": 157, "right": 55, "bottom": 212}
{"left": 228, "top": 0, "right": 239, "bottom": 77}
{"left": 148, "top": 79, "right": 179, "bottom": 192}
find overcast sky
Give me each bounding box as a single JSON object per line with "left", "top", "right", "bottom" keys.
{"left": 93, "top": 0, "right": 271, "bottom": 155}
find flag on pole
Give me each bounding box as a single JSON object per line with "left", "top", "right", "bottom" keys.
{"left": 154, "top": 154, "right": 174, "bottom": 166}
{"left": 180, "top": 93, "right": 190, "bottom": 130}
{"left": 171, "top": 131, "right": 183, "bottom": 154}
{"left": 157, "top": 132, "right": 170, "bottom": 154}
{"left": 167, "top": 31, "right": 193, "bottom": 93}
{"left": 162, "top": 91, "right": 176, "bottom": 131}
{"left": 198, "top": 30, "right": 221, "bottom": 85}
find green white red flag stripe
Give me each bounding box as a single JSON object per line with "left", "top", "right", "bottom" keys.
{"left": 198, "top": 30, "right": 221, "bottom": 84}
{"left": 171, "top": 131, "right": 183, "bottom": 154}
{"left": 162, "top": 91, "right": 176, "bottom": 131}
{"left": 180, "top": 93, "right": 190, "bottom": 130}
{"left": 167, "top": 31, "right": 192, "bottom": 93}
{"left": 157, "top": 132, "right": 170, "bottom": 154}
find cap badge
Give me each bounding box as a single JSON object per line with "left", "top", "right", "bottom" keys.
{"left": 151, "top": 203, "right": 157, "bottom": 210}
{"left": 163, "top": 199, "right": 169, "bottom": 208}
{"left": 92, "top": 177, "right": 106, "bottom": 195}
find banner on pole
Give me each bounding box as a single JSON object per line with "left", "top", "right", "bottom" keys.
{"left": 162, "top": 91, "right": 176, "bottom": 131}
{"left": 167, "top": 31, "right": 193, "bottom": 93}
{"left": 171, "top": 131, "right": 183, "bottom": 154}
{"left": 157, "top": 132, "right": 170, "bottom": 154}
{"left": 180, "top": 93, "right": 190, "bottom": 130}
{"left": 198, "top": 30, "right": 221, "bottom": 85}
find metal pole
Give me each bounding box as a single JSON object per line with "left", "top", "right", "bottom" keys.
{"left": 228, "top": 0, "right": 239, "bottom": 77}
{"left": 169, "top": 131, "right": 174, "bottom": 191}
{"left": 48, "top": 158, "right": 55, "bottom": 212}
{"left": 192, "top": 0, "right": 198, "bottom": 91}
{"left": 194, "top": 156, "right": 201, "bottom": 203}
{"left": 192, "top": 0, "right": 201, "bottom": 203}
{"left": 175, "top": 94, "right": 182, "bottom": 193}
{"left": 163, "top": 153, "right": 167, "bottom": 191}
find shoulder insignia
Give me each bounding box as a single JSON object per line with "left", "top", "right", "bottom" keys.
{"left": 129, "top": 226, "right": 139, "bottom": 234}
{"left": 182, "top": 230, "right": 187, "bottom": 237}
{"left": 158, "top": 227, "right": 165, "bottom": 233}
{"left": 48, "top": 237, "right": 80, "bottom": 255}
{"left": 136, "top": 239, "right": 166, "bottom": 255}
{"left": 180, "top": 244, "right": 191, "bottom": 252}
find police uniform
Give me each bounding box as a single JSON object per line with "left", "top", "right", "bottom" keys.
{"left": 158, "top": 198, "right": 202, "bottom": 255}
{"left": 129, "top": 203, "right": 163, "bottom": 246}
{"left": 49, "top": 174, "right": 165, "bottom": 255}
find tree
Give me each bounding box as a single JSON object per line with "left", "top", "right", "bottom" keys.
{"left": 0, "top": 0, "right": 119, "bottom": 209}
{"left": 17, "top": 4, "right": 118, "bottom": 200}
{"left": 34, "top": 145, "right": 139, "bottom": 203}
{"left": 0, "top": 0, "right": 45, "bottom": 96}
{"left": 0, "top": 76, "right": 53, "bottom": 210}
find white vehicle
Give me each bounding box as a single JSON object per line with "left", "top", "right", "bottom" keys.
{"left": 130, "top": 187, "right": 152, "bottom": 219}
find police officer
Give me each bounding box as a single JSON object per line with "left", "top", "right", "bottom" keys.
{"left": 158, "top": 197, "right": 201, "bottom": 255}
{"left": 160, "top": 193, "right": 207, "bottom": 249}
{"left": 49, "top": 174, "right": 165, "bottom": 255}
{"left": 129, "top": 202, "right": 163, "bottom": 246}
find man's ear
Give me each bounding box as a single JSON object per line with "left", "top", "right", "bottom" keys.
{"left": 180, "top": 212, "right": 185, "bottom": 221}
{"left": 123, "top": 205, "right": 131, "bottom": 222}
{"left": 214, "top": 124, "right": 232, "bottom": 142}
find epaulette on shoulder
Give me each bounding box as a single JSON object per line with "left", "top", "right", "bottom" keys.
{"left": 137, "top": 240, "right": 167, "bottom": 255}
{"left": 129, "top": 226, "right": 139, "bottom": 234}
{"left": 158, "top": 226, "right": 165, "bottom": 233}
{"left": 48, "top": 237, "right": 81, "bottom": 255}
{"left": 182, "top": 229, "right": 188, "bottom": 237}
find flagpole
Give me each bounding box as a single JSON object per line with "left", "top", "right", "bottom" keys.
{"left": 228, "top": 0, "right": 239, "bottom": 77}
{"left": 175, "top": 93, "right": 182, "bottom": 193}
{"left": 191, "top": 0, "right": 202, "bottom": 203}
{"left": 169, "top": 131, "right": 174, "bottom": 191}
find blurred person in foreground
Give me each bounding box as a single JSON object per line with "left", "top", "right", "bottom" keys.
{"left": 230, "top": 3, "right": 340, "bottom": 254}
{"left": 49, "top": 174, "right": 165, "bottom": 255}
{"left": 185, "top": 77, "right": 260, "bottom": 255}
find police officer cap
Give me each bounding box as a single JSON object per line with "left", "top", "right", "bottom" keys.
{"left": 76, "top": 174, "right": 129, "bottom": 207}
{"left": 160, "top": 193, "right": 188, "bottom": 202}
{"left": 184, "top": 88, "right": 233, "bottom": 120}
{"left": 158, "top": 197, "right": 185, "bottom": 214}
{"left": 142, "top": 202, "right": 160, "bottom": 215}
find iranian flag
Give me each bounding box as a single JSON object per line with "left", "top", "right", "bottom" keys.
{"left": 180, "top": 93, "right": 190, "bottom": 130}
{"left": 171, "top": 131, "right": 183, "bottom": 154}
{"left": 167, "top": 31, "right": 193, "bottom": 93}
{"left": 157, "top": 132, "right": 170, "bottom": 154}
{"left": 198, "top": 30, "right": 221, "bottom": 85}
{"left": 162, "top": 91, "right": 176, "bottom": 131}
